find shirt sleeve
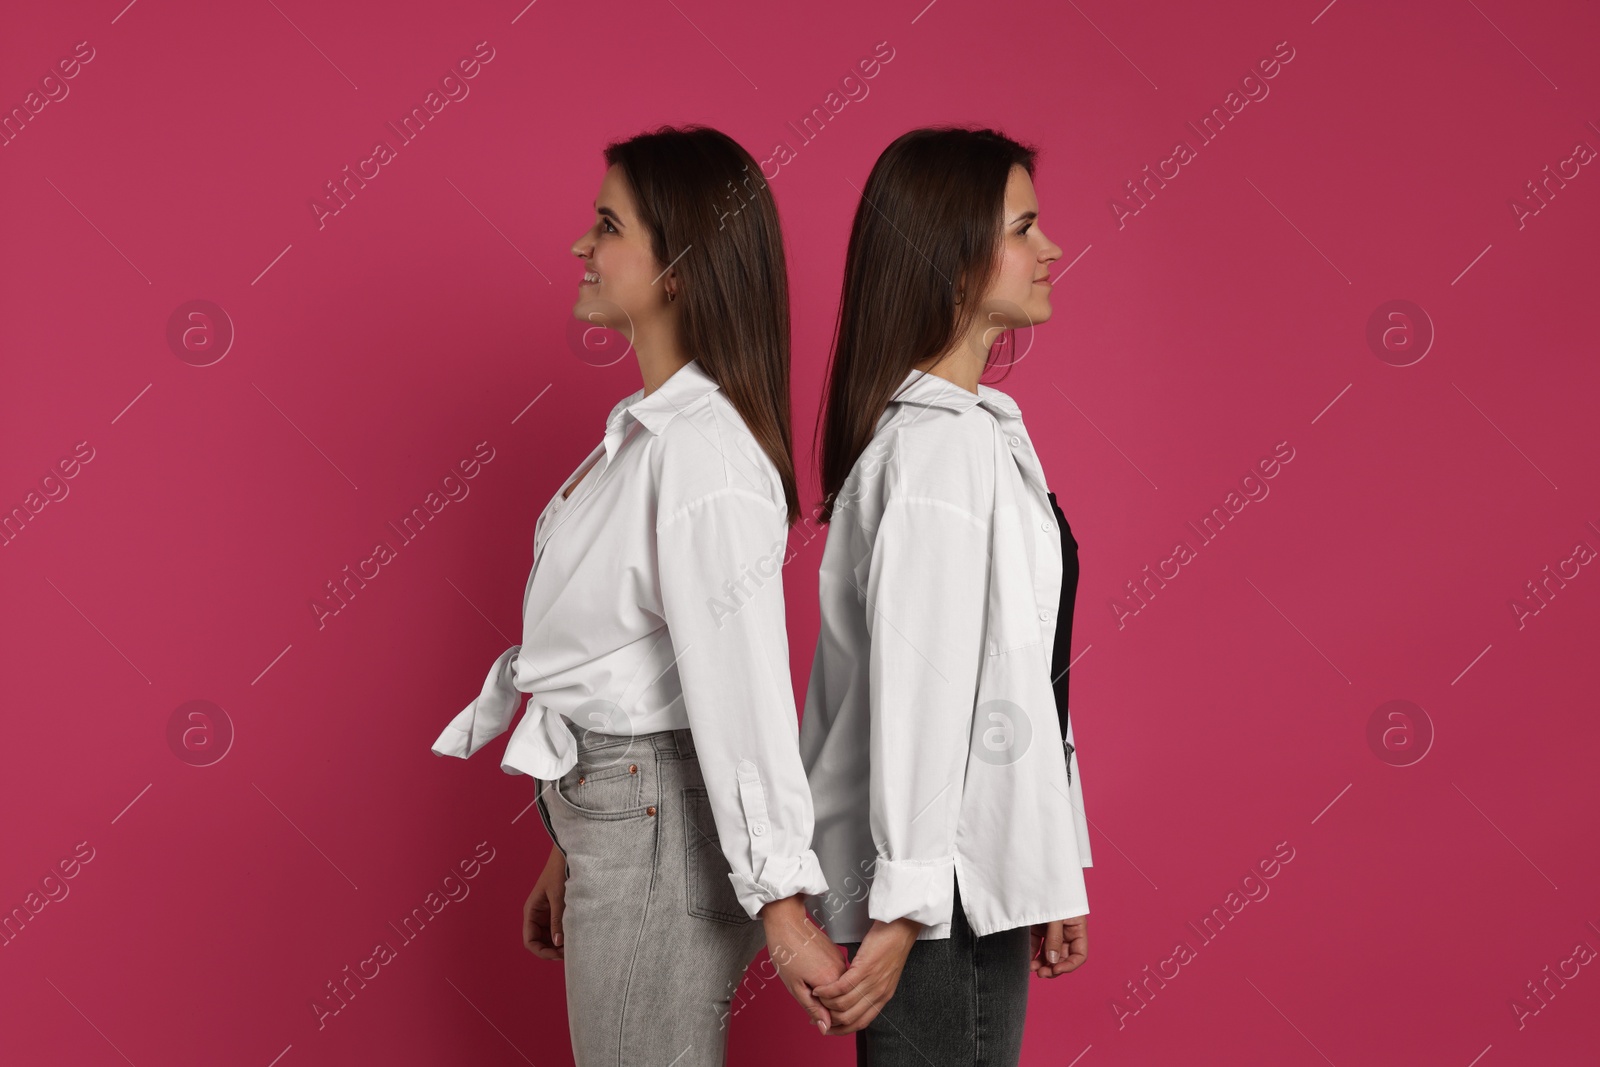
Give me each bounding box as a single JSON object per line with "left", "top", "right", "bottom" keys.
{"left": 432, "top": 645, "right": 524, "bottom": 758}
{"left": 655, "top": 486, "right": 829, "bottom": 920}
{"left": 862, "top": 494, "right": 991, "bottom": 929}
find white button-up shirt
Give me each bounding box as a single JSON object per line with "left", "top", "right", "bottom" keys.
{"left": 799, "top": 369, "right": 1092, "bottom": 942}
{"left": 432, "top": 359, "right": 828, "bottom": 919}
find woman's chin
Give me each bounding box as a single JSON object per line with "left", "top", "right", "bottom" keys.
{"left": 572, "top": 294, "right": 612, "bottom": 324}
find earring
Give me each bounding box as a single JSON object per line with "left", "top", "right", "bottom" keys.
{"left": 667, "top": 290, "right": 676, "bottom": 302}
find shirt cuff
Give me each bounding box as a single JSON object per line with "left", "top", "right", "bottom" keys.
{"left": 432, "top": 645, "right": 522, "bottom": 759}
{"left": 866, "top": 855, "right": 957, "bottom": 928}
{"left": 730, "top": 848, "right": 830, "bottom": 920}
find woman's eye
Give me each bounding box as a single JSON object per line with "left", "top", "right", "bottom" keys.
{"left": 601, "top": 218, "right": 618, "bottom": 234}
{"left": 1019, "top": 223, "right": 1032, "bottom": 236}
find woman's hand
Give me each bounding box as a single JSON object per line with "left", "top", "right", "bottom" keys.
{"left": 758, "top": 896, "right": 847, "bottom": 1034}
{"left": 1030, "top": 914, "right": 1087, "bottom": 978}
{"left": 812, "top": 916, "right": 922, "bottom": 1034}
{"left": 523, "top": 847, "right": 567, "bottom": 960}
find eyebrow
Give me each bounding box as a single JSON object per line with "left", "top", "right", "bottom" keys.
{"left": 594, "top": 202, "right": 624, "bottom": 227}
{"left": 1009, "top": 210, "right": 1038, "bottom": 226}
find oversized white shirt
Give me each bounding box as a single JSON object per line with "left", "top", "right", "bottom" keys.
{"left": 798, "top": 368, "right": 1092, "bottom": 942}
{"left": 432, "top": 359, "right": 828, "bottom": 919}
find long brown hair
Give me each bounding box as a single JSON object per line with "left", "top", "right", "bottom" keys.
{"left": 603, "top": 125, "right": 800, "bottom": 524}
{"left": 815, "top": 126, "right": 1037, "bottom": 523}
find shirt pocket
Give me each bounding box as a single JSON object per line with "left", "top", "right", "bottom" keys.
{"left": 682, "top": 786, "right": 754, "bottom": 925}
{"left": 553, "top": 757, "right": 648, "bottom": 819}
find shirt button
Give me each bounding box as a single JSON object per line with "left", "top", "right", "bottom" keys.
{"left": 752, "top": 823, "right": 768, "bottom": 836}
{"left": 1039, "top": 610, "right": 1052, "bottom": 621}
{"left": 1042, "top": 519, "right": 1053, "bottom": 531}
{"left": 1009, "top": 435, "right": 1022, "bottom": 448}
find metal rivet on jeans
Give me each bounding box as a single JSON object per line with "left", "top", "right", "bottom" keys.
{"left": 646, "top": 805, "right": 657, "bottom": 816}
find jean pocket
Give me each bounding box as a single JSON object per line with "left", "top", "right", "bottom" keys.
{"left": 535, "top": 784, "right": 564, "bottom": 854}
{"left": 682, "top": 787, "right": 753, "bottom": 925}
{"left": 552, "top": 757, "right": 648, "bottom": 819}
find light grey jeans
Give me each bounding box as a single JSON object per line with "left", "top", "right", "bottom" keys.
{"left": 536, "top": 726, "right": 767, "bottom": 1067}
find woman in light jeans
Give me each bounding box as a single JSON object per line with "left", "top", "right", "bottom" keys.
{"left": 432, "top": 125, "right": 842, "bottom": 1066}
{"left": 800, "top": 126, "right": 1094, "bottom": 1066}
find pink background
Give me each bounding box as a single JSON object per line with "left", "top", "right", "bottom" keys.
{"left": 4, "top": 0, "right": 1598, "bottom": 1064}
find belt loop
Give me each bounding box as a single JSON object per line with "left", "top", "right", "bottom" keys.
{"left": 675, "top": 729, "right": 695, "bottom": 759}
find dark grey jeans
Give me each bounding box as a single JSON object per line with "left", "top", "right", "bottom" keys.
{"left": 845, "top": 884, "right": 1032, "bottom": 1066}
{"left": 535, "top": 727, "right": 765, "bottom": 1067}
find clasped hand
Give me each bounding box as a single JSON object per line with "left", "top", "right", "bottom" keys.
{"left": 526, "top": 848, "right": 1089, "bottom": 1036}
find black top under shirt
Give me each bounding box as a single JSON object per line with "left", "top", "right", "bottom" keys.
{"left": 1047, "top": 491, "right": 1078, "bottom": 780}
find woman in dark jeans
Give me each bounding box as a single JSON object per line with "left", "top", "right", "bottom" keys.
{"left": 799, "top": 126, "right": 1094, "bottom": 1065}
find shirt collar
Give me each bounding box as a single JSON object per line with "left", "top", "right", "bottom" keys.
{"left": 606, "top": 358, "right": 722, "bottom": 436}
{"left": 889, "top": 367, "right": 1020, "bottom": 421}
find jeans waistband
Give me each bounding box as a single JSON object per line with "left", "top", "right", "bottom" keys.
{"left": 570, "top": 723, "right": 696, "bottom": 760}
